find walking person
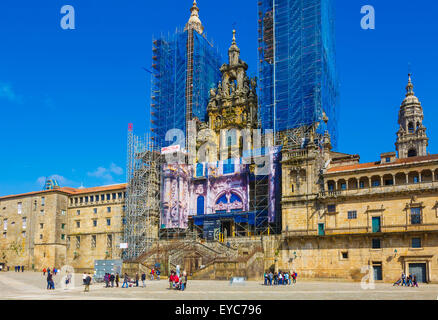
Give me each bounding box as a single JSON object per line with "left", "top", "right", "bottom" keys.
{"left": 104, "top": 273, "right": 110, "bottom": 288}
{"left": 401, "top": 272, "right": 407, "bottom": 286}
{"left": 21, "top": 265, "right": 24, "bottom": 272}
{"left": 268, "top": 271, "right": 273, "bottom": 286}
{"left": 46, "top": 272, "right": 52, "bottom": 290}
{"left": 156, "top": 269, "right": 161, "bottom": 280}
{"left": 110, "top": 274, "right": 115, "bottom": 287}
{"left": 150, "top": 268, "right": 155, "bottom": 280}
{"left": 141, "top": 272, "right": 146, "bottom": 288}
{"left": 264, "top": 272, "right": 268, "bottom": 285}
{"left": 135, "top": 273, "right": 139, "bottom": 287}
{"left": 292, "top": 271, "right": 297, "bottom": 284}
{"left": 84, "top": 274, "right": 91, "bottom": 292}
{"left": 65, "top": 271, "right": 72, "bottom": 290}
{"left": 115, "top": 273, "right": 119, "bottom": 287}
{"left": 122, "top": 273, "right": 129, "bottom": 288}
{"left": 412, "top": 275, "right": 419, "bottom": 288}
{"left": 407, "top": 274, "right": 413, "bottom": 287}
{"left": 82, "top": 272, "right": 87, "bottom": 285}
{"left": 43, "top": 268, "right": 46, "bottom": 276}
{"left": 181, "top": 271, "right": 187, "bottom": 291}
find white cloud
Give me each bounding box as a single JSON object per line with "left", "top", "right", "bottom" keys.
{"left": 0, "top": 83, "right": 23, "bottom": 104}
{"left": 87, "top": 163, "right": 123, "bottom": 184}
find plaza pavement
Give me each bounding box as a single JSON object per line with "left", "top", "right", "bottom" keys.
{"left": 0, "top": 272, "right": 437, "bottom": 300}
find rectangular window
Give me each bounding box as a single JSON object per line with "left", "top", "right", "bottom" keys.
{"left": 118, "top": 192, "right": 122, "bottom": 199}
{"left": 318, "top": 223, "right": 325, "bottom": 236}
{"left": 41, "top": 197, "right": 45, "bottom": 206}
{"left": 112, "top": 193, "right": 116, "bottom": 200}
{"left": 91, "top": 235, "right": 96, "bottom": 248}
{"left": 76, "top": 221, "right": 80, "bottom": 228}
{"left": 2, "top": 232, "right": 6, "bottom": 238}
{"left": 90, "top": 195, "right": 94, "bottom": 202}
{"left": 107, "top": 235, "right": 112, "bottom": 248}
{"left": 39, "top": 234, "right": 43, "bottom": 240}
{"left": 341, "top": 183, "right": 347, "bottom": 190}
{"left": 93, "top": 220, "right": 97, "bottom": 227}
{"left": 75, "top": 198, "right": 78, "bottom": 204}
{"left": 22, "top": 217, "right": 27, "bottom": 229}
{"left": 76, "top": 210, "right": 80, "bottom": 216}
{"left": 341, "top": 252, "right": 349, "bottom": 259}
{"left": 17, "top": 202, "right": 22, "bottom": 214}
{"left": 327, "top": 205, "right": 336, "bottom": 213}
{"left": 76, "top": 236, "right": 80, "bottom": 248}
{"left": 107, "top": 207, "right": 111, "bottom": 213}
{"left": 22, "top": 231, "right": 26, "bottom": 237}
{"left": 61, "top": 234, "right": 65, "bottom": 240}
{"left": 410, "top": 207, "right": 422, "bottom": 225}
{"left": 40, "top": 210, "right": 44, "bottom": 215}
{"left": 385, "top": 157, "right": 391, "bottom": 163}
{"left": 101, "top": 194, "right": 105, "bottom": 201}
{"left": 85, "top": 196, "right": 88, "bottom": 203}
{"left": 106, "top": 194, "right": 110, "bottom": 201}
{"left": 40, "top": 223, "right": 44, "bottom": 229}
{"left": 412, "top": 237, "right": 422, "bottom": 248}
{"left": 93, "top": 208, "right": 97, "bottom": 214}
{"left": 122, "top": 205, "right": 126, "bottom": 213}
{"left": 359, "top": 181, "right": 365, "bottom": 189}
{"left": 61, "top": 223, "right": 65, "bottom": 229}
{"left": 348, "top": 211, "right": 357, "bottom": 220}
{"left": 372, "top": 238, "right": 381, "bottom": 249}
{"left": 80, "top": 197, "right": 83, "bottom": 203}
{"left": 61, "top": 210, "right": 66, "bottom": 215}
{"left": 106, "top": 218, "right": 111, "bottom": 226}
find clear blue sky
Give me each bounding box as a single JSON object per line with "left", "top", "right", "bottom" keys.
{"left": 1, "top": 0, "right": 437, "bottom": 196}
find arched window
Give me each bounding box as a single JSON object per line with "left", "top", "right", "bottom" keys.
{"left": 408, "top": 149, "right": 417, "bottom": 158}
{"left": 197, "top": 196, "right": 205, "bottom": 215}
{"left": 408, "top": 122, "right": 415, "bottom": 133}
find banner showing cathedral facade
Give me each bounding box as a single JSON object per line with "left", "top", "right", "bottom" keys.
{"left": 160, "top": 148, "right": 281, "bottom": 229}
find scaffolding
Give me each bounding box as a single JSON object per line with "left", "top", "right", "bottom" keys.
{"left": 150, "top": 28, "right": 222, "bottom": 150}
{"left": 124, "top": 125, "right": 162, "bottom": 261}
{"left": 258, "top": 0, "right": 339, "bottom": 148}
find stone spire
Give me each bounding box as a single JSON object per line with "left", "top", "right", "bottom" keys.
{"left": 395, "top": 74, "right": 428, "bottom": 158}
{"left": 228, "top": 30, "right": 240, "bottom": 66}
{"left": 184, "top": 0, "right": 204, "bottom": 34}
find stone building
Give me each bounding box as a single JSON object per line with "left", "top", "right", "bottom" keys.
{"left": 0, "top": 184, "right": 126, "bottom": 272}
{"left": 279, "top": 75, "right": 438, "bottom": 283}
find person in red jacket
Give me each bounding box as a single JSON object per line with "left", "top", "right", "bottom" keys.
{"left": 169, "top": 271, "right": 174, "bottom": 289}
{"left": 174, "top": 274, "right": 180, "bottom": 290}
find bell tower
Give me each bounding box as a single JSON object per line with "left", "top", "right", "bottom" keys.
{"left": 395, "top": 74, "right": 429, "bottom": 158}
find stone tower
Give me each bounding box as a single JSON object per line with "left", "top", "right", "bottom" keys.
{"left": 184, "top": 0, "right": 204, "bottom": 34}
{"left": 395, "top": 74, "right": 429, "bottom": 158}
{"left": 195, "top": 30, "right": 258, "bottom": 162}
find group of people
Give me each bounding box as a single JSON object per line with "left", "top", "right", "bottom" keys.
{"left": 42, "top": 267, "right": 58, "bottom": 276}
{"left": 264, "top": 270, "right": 297, "bottom": 286}
{"left": 103, "top": 273, "right": 119, "bottom": 288}
{"left": 150, "top": 268, "right": 161, "bottom": 280}
{"left": 14, "top": 265, "right": 24, "bottom": 272}
{"left": 393, "top": 273, "right": 419, "bottom": 287}
{"left": 168, "top": 270, "right": 188, "bottom": 291}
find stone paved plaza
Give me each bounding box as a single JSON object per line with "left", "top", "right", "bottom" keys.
{"left": 0, "top": 272, "right": 437, "bottom": 300}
